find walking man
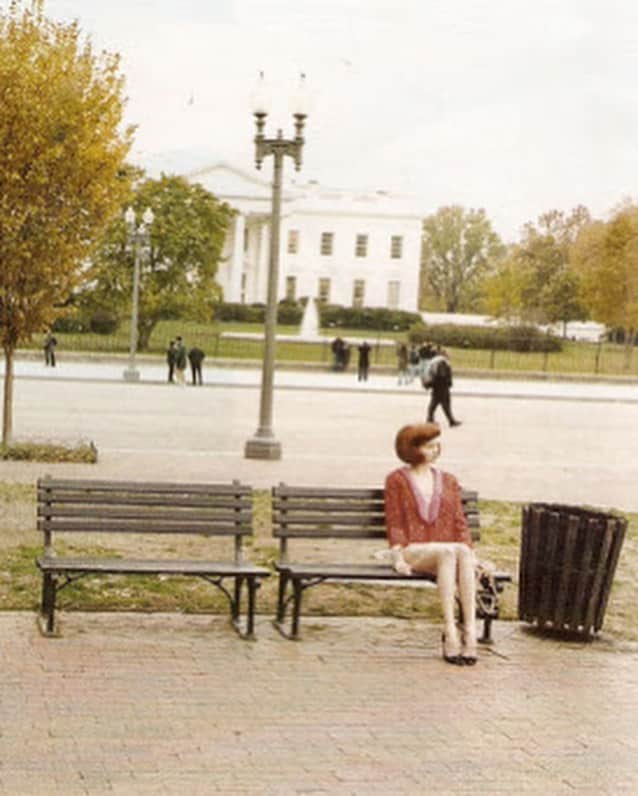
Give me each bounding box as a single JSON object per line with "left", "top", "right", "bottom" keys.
{"left": 425, "top": 348, "right": 461, "bottom": 427}
{"left": 188, "top": 346, "right": 205, "bottom": 385}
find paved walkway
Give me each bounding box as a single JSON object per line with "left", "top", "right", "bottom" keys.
{"left": 1, "top": 612, "right": 637, "bottom": 795}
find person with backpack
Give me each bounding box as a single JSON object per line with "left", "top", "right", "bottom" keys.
{"left": 423, "top": 348, "right": 462, "bottom": 427}
{"left": 174, "top": 336, "right": 187, "bottom": 386}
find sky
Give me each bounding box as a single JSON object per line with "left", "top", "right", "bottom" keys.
{"left": 36, "top": 0, "right": 638, "bottom": 241}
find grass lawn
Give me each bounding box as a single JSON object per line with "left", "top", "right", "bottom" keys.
{"left": 21, "top": 319, "right": 638, "bottom": 376}
{"left": 1, "top": 482, "right": 635, "bottom": 642}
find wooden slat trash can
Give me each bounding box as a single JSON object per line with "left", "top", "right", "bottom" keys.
{"left": 518, "top": 503, "right": 626, "bottom": 637}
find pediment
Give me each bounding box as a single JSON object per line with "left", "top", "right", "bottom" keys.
{"left": 188, "top": 162, "right": 273, "bottom": 200}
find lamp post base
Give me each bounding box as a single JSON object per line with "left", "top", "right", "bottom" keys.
{"left": 123, "top": 367, "right": 141, "bottom": 382}
{"left": 244, "top": 435, "right": 282, "bottom": 460}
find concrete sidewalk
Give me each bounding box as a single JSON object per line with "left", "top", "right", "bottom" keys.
{"left": 5, "top": 353, "right": 638, "bottom": 403}
{"left": 2, "top": 612, "right": 637, "bottom": 795}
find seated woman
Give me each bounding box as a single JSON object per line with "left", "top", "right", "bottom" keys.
{"left": 384, "top": 422, "right": 477, "bottom": 666}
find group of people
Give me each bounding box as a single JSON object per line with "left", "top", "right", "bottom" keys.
{"left": 330, "top": 337, "right": 372, "bottom": 382}
{"left": 166, "top": 337, "right": 205, "bottom": 386}
{"left": 396, "top": 341, "right": 462, "bottom": 428}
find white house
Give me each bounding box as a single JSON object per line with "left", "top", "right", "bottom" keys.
{"left": 188, "top": 162, "right": 424, "bottom": 312}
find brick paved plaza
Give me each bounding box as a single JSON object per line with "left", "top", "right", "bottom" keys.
{"left": 1, "top": 612, "right": 637, "bottom": 794}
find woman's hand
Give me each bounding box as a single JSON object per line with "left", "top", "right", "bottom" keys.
{"left": 392, "top": 546, "right": 413, "bottom": 576}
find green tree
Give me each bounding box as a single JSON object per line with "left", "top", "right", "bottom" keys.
{"left": 420, "top": 205, "right": 505, "bottom": 313}
{"left": 571, "top": 206, "right": 638, "bottom": 364}
{"left": 84, "top": 174, "right": 235, "bottom": 349}
{"left": 0, "top": 0, "right": 132, "bottom": 443}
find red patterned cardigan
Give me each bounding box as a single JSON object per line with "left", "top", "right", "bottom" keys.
{"left": 384, "top": 466, "right": 473, "bottom": 549}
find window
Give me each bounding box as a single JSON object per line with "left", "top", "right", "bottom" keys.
{"left": 352, "top": 279, "right": 365, "bottom": 308}
{"left": 320, "top": 232, "right": 334, "bottom": 256}
{"left": 387, "top": 280, "right": 400, "bottom": 310}
{"left": 318, "top": 278, "right": 331, "bottom": 304}
{"left": 355, "top": 234, "right": 368, "bottom": 257}
{"left": 285, "top": 276, "right": 297, "bottom": 301}
{"left": 243, "top": 227, "right": 250, "bottom": 252}
{"left": 390, "top": 235, "right": 403, "bottom": 259}
{"left": 287, "top": 229, "right": 299, "bottom": 254}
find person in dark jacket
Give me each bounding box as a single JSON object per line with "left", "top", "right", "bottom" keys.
{"left": 43, "top": 331, "right": 57, "bottom": 367}
{"left": 174, "top": 336, "right": 187, "bottom": 386}
{"left": 425, "top": 349, "right": 461, "bottom": 427}
{"left": 166, "top": 340, "right": 176, "bottom": 383}
{"left": 188, "top": 346, "right": 205, "bottom": 385}
{"left": 357, "top": 341, "right": 371, "bottom": 381}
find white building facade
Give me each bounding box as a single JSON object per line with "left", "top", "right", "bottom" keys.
{"left": 188, "top": 163, "right": 423, "bottom": 312}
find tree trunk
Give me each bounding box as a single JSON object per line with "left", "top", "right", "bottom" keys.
{"left": 623, "top": 328, "right": 635, "bottom": 371}
{"left": 2, "top": 345, "right": 14, "bottom": 446}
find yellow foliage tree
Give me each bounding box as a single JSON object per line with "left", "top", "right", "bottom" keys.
{"left": 0, "top": 1, "right": 133, "bottom": 442}
{"left": 571, "top": 207, "right": 638, "bottom": 366}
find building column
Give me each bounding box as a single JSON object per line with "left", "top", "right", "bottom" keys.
{"left": 229, "top": 213, "right": 245, "bottom": 303}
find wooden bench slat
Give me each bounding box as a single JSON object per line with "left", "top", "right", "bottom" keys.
{"left": 38, "top": 479, "right": 252, "bottom": 496}
{"left": 37, "top": 493, "right": 252, "bottom": 510}
{"left": 38, "top": 519, "right": 250, "bottom": 535}
{"left": 37, "top": 557, "right": 269, "bottom": 576}
{"left": 38, "top": 505, "right": 252, "bottom": 522}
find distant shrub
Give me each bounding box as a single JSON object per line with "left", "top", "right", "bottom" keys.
{"left": 214, "top": 300, "right": 303, "bottom": 325}
{"left": 89, "top": 310, "right": 119, "bottom": 335}
{"left": 408, "top": 323, "right": 562, "bottom": 352}
{"left": 320, "top": 305, "right": 421, "bottom": 331}
{"left": 52, "top": 312, "right": 87, "bottom": 333}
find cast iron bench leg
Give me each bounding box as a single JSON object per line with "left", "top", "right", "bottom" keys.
{"left": 479, "top": 615, "right": 494, "bottom": 645}
{"left": 233, "top": 576, "right": 242, "bottom": 623}
{"left": 41, "top": 572, "right": 56, "bottom": 635}
{"left": 290, "top": 579, "right": 303, "bottom": 639}
{"left": 276, "top": 571, "right": 289, "bottom": 622}
{"left": 245, "top": 577, "right": 257, "bottom": 639}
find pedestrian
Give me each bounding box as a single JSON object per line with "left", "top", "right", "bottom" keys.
{"left": 396, "top": 342, "right": 409, "bottom": 385}
{"left": 407, "top": 344, "right": 419, "bottom": 383}
{"left": 384, "top": 422, "right": 477, "bottom": 665}
{"left": 43, "top": 331, "right": 57, "bottom": 367}
{"left": 174, "top": 336, "right": 187, "bottom": 386}
{"left": 330, "top": 337, "right": 345, "bottom": 371}
{"left": 357, "top": 340, "right": 371, "bottom": 381}
{"left": 188, "top": 346, "right": 205, "bottom": 385}
{"left": 418, "top": 340, "right": 435, "bottom": 379}
{"left": 424, "top": 348, "right": 461, "bottom": 427}
{"left": 342, "top": 341, "right": 351, "bottom": 371}
{"left": 166, "top": 340, "right": 176, "bottom": 383}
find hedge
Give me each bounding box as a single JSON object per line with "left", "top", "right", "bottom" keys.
{"left": 319, "top": 305, "right": 421, "bottom": 331}
{"left": 408, "top": 323, "right": 562, "bottom": 352}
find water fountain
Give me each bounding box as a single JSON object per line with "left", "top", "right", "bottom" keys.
{"left": 299, "top": 297, "right": 320, "bottom": 339}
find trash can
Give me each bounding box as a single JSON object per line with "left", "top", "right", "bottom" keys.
{"left": 519, "top": 503, "right": 626, "bottom": 637}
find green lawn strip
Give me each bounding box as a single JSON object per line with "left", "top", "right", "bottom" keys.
{"left": 0, "top": 441, "right": 97, "bottom": 463}
{"left": 1, "top": 485, "right": 635, "bottom": 640}
{"left": 19, "top": 319, "right": 638, "bottom": 376}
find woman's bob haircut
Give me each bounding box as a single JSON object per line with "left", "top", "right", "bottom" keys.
{"left": 395, "top": 422, "right": 441, "bottom": 465}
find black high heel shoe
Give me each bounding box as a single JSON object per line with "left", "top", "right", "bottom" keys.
{"left": 441, "top": 633, "right": 464, "bottom": 666}
{"left": 459, "top": 626, "right": 478, "bottom": 666}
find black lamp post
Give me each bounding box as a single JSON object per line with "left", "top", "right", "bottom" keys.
{"left": 244, "top": 73, "right": 309, "bottom": 460}
{"left": 122, "top": 206, "right": 154, "bottom": 382}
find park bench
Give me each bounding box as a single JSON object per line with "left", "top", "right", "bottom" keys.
{"left": 272, "top": 484, "right": 511, "bottom": 644}
{"left": 36, "top": 477, "right": 269, "bottom": 639}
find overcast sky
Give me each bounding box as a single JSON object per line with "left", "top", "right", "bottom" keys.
{"left": 41, "top": 0, "right": 638, "bottom": 241}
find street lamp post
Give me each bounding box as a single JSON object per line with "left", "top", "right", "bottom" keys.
{"left": 244, "top": 74, "right": 308, "bottom": 460}
{"left": 123, "top": 206, "right": 154, "bottom": 383}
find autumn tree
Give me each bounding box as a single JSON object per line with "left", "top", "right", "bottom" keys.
{"left": 420, "top": 205, "right": 505, "bottom": 312}
{"left": 483, "top": 206, "right": 589, "bottom": 331}
{"left": 571, "top": 206, "right": 638, "bottom": 364}
{"left": 83, "top": 174, "right": 235, "bottom": 350}
{"left": 0, "top": 0, "right": 132, "bottom": 443}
